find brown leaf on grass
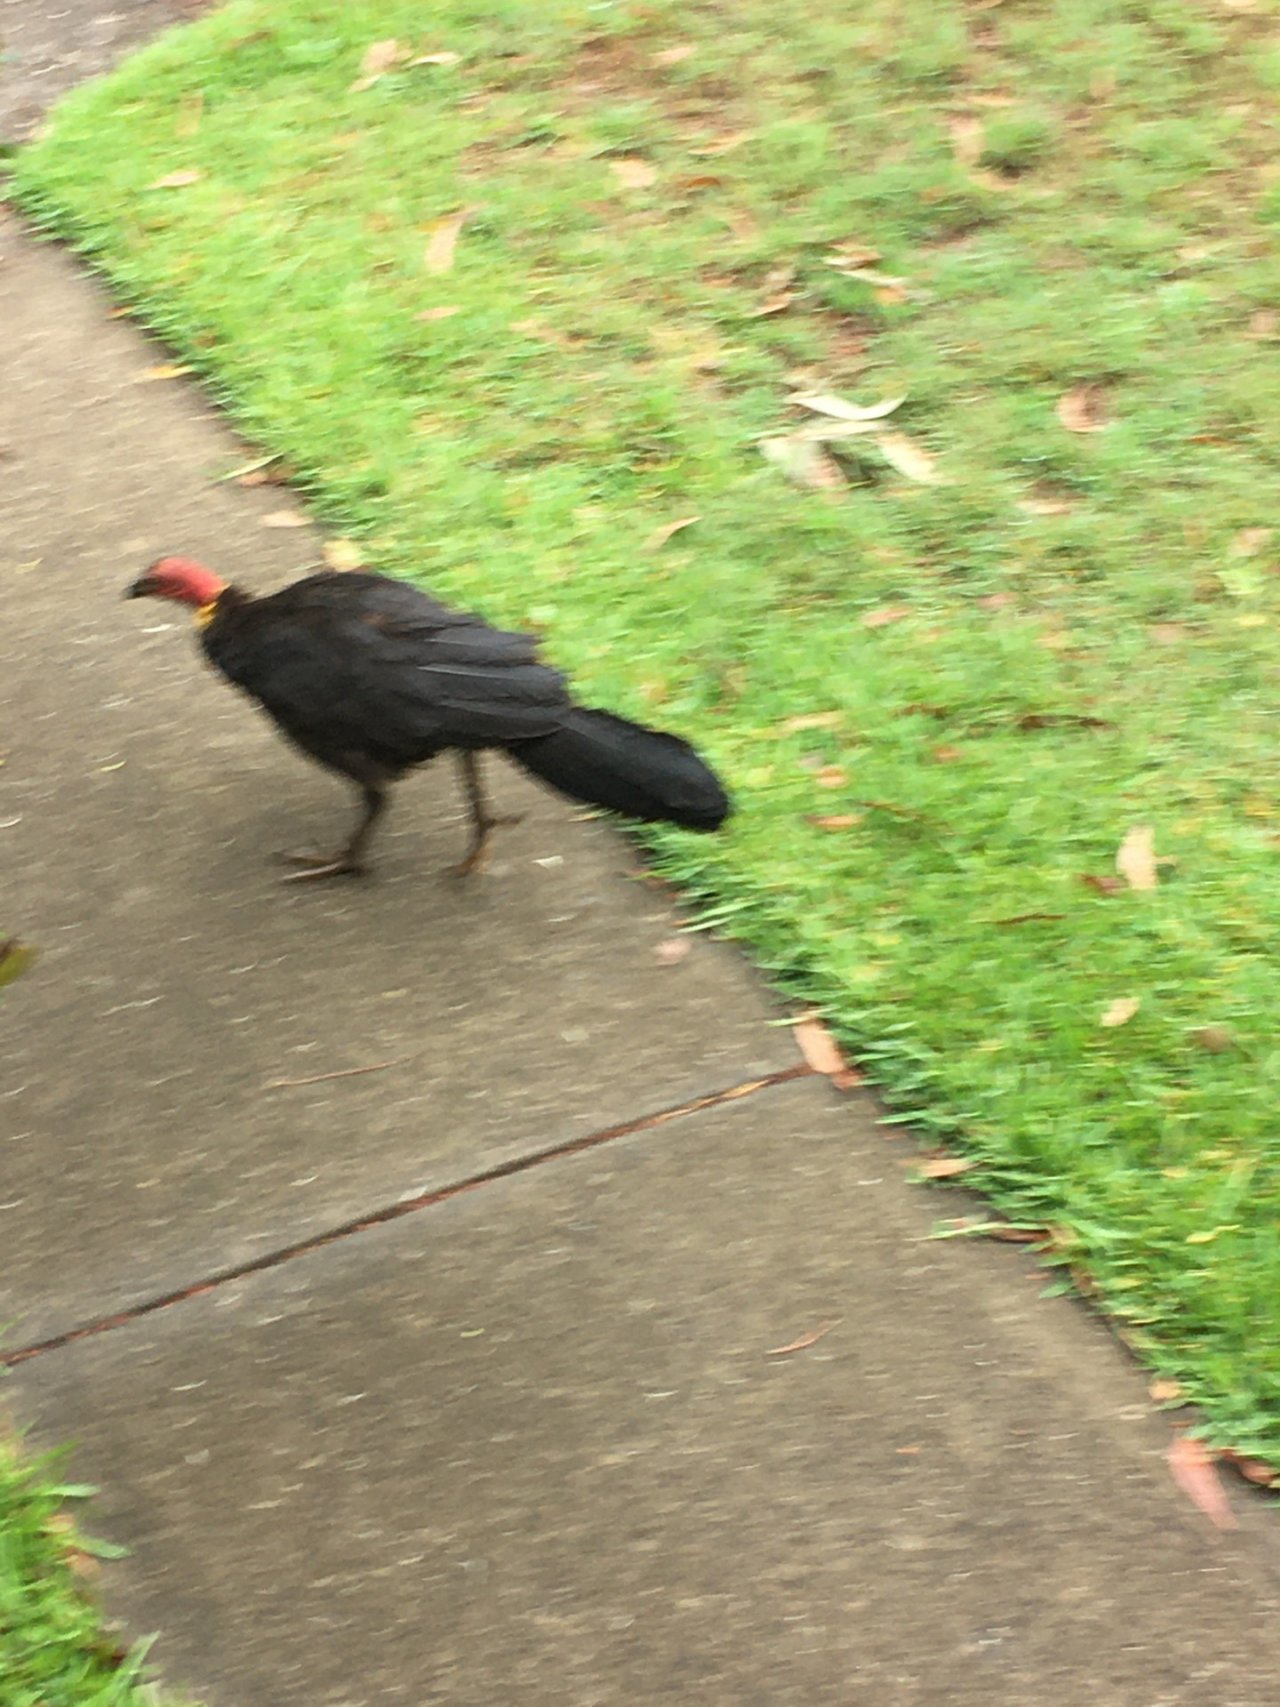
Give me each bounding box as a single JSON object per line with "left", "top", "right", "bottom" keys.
{"left": 1220, "top": 1450, "right": 1279, "bottom": 1488}
{"left": 876, "top": 431, "right": 944, "bottom": 485}
{"left": 1231, "top": 526, "right": 1273, "bottom": 557}
{"left": 424, "top": 207, "right": 475, "bottom": 274}
{"left": 654, "top": 936, "right": 692, "bottom": 966}
{"left": 759, "top": 435, "right": 846, "bottom": 494}
{"left": 322, "top": 538, "right": 364, "bottom": 571}
{"left": 651, "top": 43, "right": 696, "bottom": 65}
{"left": 1116, "top": 824, "right": 1158, "bottom": 891}
{"left": 1100, "top": 997, "right": 1140, "bottom": 1028}
{"left": 645, "top": 515, "right": 700, "bottom": 551}
{"left": 826, "top": 240, "right": 882, "bottom": 268}
{"left": 150, "top": 168, "right": 202, "bottom": 189}
{"left": 1189, "top": 1025, "right": 1234, "bottom": 1053}
{"left": 351, "top": 38, "right": 402, "bottom": 92}
{"left": 690, "top": 131, "right": 754, "bottom": 156}
{"left": 809, "top": 813, "right": 862, "bottom": 831}
{"left": 1247, "top": 309, "right": 1277, "bottom": 341}
{"left": 793, "top": 1014, "right": 849, "bottom": 1077}
{"left": 815, "top": 766, "right": 848, "bottom": 788}
{"left": 1079, "top": 872, "right": 1125, "bottom": 895}
{"left": 933, "top": 745, "right": 965, "bottom": 763}
{"left": 409, "top": 51, "right": 461, "bottom": 67}
{"left": 1148, "top": 623, "right": 1186, "bottom": 645}
{"left": 749, "top": 292, "right": 795, "bottom": 318}
{"left": 175, "top": 92, "right": 204, "bottom": 140}
{"left": 862, "top": 605, "right": 910, "bottom": 629}
{"left": 1017, "top": 493, "right": 1075, "bottom": 516}
{"left": 948, "top": 115, "right": 985, "bottom": 167}
{"left": 916, "top": 1154, "right": 975, "bottom": 1179}
{"left": 416, "top": 304, "right": 462, "bottom": 322}
{"left": 1057, "top": 383, "right": 1110, "bottom": 433}
{"left": 610, "top": 157, "right": 658, "bottom": 190}
{"left": 1149, "top": 1378, "right": 1184, "bottom": 1404}
{"left": 783, "top": 712, "right": 843, "bottom": 733}
{"left": 1167, "top": 1434, "right": 1237, "bottom": 1530}
{"left": 261, "top": 509, "right": 310, "bottom": 529}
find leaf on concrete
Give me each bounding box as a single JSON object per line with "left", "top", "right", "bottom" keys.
{"left": 424, "top": 207, "right": 475, "bottom": 274}
{"left": 1099, "top": 996, "right": 1140, "bottom": 1028}
{"left": 136, "top": 364, "right": 193, "bottom": 382}
{"left": 793, "top": 1014, "right": 849, "bottom": 1076}
{"left": 261, "top": 509, "right": 310, "bottom": 529}
{"left": 1149, "top": 1378, "right": 1184, "bottom": 1404}
{"left": 0, "top": 939, "right": 37, "bottom": 991}
{"left": 1116, "top": 824, "right": 1158, "bottom": 891}
{"left": 653, "top": 937, "right": 691, "bottom": 966}
{"left": 1167, "top": 1434, "right": 1237, "bottom": 1530}
{"left": 1057, "top": 383, "right": 1110, "bottom": 433}
{"left": 1189, "top": 1025, "right": 1234, "bottom": 1053}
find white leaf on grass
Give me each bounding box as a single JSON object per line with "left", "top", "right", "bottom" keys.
{"left": 875, "top": 431, "right": 946, "bottom": 485}
{"left": 792, "top": 393, "right": 906, "bottom": 423}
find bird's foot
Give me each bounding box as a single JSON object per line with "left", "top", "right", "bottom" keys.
{"left": 276, "top": 851, "right": 367, "bottom": 883}
{"left": 448, "top": 813, "right": 523, "bottom": 878}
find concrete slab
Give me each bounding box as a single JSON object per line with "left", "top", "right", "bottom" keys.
{"left": 0, "top": 225, "right": 796, "bottom": 1347}
{"left": 9, "top": 1077, "right": 1280, "bottom": 1707}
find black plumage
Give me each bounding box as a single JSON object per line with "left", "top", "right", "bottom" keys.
{"left": 128, "top": 562, "right": 730, "bottom": 879}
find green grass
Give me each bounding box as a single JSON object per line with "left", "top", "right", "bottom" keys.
{"left": 0, "top": 1432, "right": 164, "bottom": 1705}
{"left": 12, "top": 0, "right": 1280, "bottom": 1453}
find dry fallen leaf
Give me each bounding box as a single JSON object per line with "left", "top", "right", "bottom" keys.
{"left": 690, "top": 131, "right": 753, "bottom": 157}
{"left": 136, "top": 364, "right": 193, "bottom": 382}
{"left": 1247, "top": 309, "right": 1277, "bottom": 341}
{"left": 424, "top": 206, "right": 474, "bottom": 274}
{"left": 1231, "top": 526, "right": 1273, "bottom": 557}
{"left": 759, "top": 435, "right": 845, "bottom": 494}
{"left": 783, "top": 712, "right": 843, "bottom": 733}
{"left": 653, "top": 937, "right": 691, "bottom": 966}
{"left": 322, "top": 538, "right": 364, "bottom": 571}
{"left": 814, "top": 765, "right": 848, "bottom": 788}
{"left": 416, "top": 304, "right": 462, "bottom": 322}
{"left": 1018, "top": 494, "right": 1075, "bottom": 517}
{"left": 1220, "top": 1450, "right": 1278, "bottom": 1488}
{"left": 876, "top": 431, "right": 944, "bottom": 485}
{"left": 1057, "top": 383, "right": 1110, "bottom": 433}
{"left": 916, "top": 1154, "right": 975, "bottom": 1179}
{"left": 1189, "top": 1025, "right": 1234, "bottom": 1053}
{"left": 765, "top": 1320, "right": 838, "bottom": 1357}
{"left": 150, "top": 168, "right": 202, "bottom": 189}
{"left": 351, "top": 38, "right": 402, "bottom": 92}
{"left": 409, "top": 51, "right": 461, "bottom": 67}
{"left": 1167, "top": 1434, "right": 1237, "bottom": 1530}
{"left": 1116, "top": 824, "right": 1158, "bottom": 892}
{"left": 809, "top": 813, "right": 861, "bottom": 831}
{"left": 1149, "top": 1378, "right": 1184, "bottom": 1404}
{"left": 1080, "top": 872, "right": 1125, "bottom": 896}
{"left": 645, "top": 515, "right": 700, "bottom": 551}
{"left": 610, "top": 157, "right": 658, "bottom": 190}
{"left": 827, "top": 240, "right": 882, "bottom": 268}
{"left": 861, "top": 605, "right": 910, "bottom": 629}
{"left": 793, "top": 1014, "right": 849, "bottom": 1077}
{"left": 175, "top": 91, "right": 204, "bottom": 140}
{"left": 651, "top": 43, "right": 696, "bottom": 65}
{"left": 261, "top": 509, "right": 310, "bottom": 530}
{"left": 948, "top": 115, "right": 985, "bottom": 167}
{"left": 793, "top": 392, "right": 906, "bottom": 424}
{"left": 1100, "top": 996, "right": 1141, "bottom": 1028}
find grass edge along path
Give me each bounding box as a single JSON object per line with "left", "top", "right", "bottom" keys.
{"left": 11, "top": 0, "right": 1280, "bottom": 1462}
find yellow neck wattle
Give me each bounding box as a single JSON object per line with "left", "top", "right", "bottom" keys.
{"left": 194, "top": 599, "right": 220, "bottom": 630}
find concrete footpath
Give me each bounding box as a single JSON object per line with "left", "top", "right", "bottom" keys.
{"left": 4, "top": 7, "right": 1280, "bottom": 1704}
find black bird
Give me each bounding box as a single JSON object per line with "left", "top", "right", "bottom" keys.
{"left": 126, "top": 558, "right": 731, "bottom": 879}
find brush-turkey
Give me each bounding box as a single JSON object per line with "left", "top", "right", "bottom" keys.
{"left": 126, "top": 558, "right": 730, "bottom": 879}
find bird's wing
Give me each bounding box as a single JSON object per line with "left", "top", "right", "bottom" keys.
{"left": 206, "top": 573, "right": 570, "bottom": 763}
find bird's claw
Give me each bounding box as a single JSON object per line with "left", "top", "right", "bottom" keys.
{"left": 448, "top": 812, "right": 524, "bottom": 878}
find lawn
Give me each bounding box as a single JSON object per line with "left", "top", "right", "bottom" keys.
{"left": 12, "top": 0, "right": 1280, "bottom": 1456}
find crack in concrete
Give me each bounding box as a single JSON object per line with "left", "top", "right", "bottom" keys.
{"left": 1, "top": 1064, "right": 814, "bottom": 1367}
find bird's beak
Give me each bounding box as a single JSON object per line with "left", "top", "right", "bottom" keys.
{"left": 125, "top": 574, "right": 156, "bottom": 600}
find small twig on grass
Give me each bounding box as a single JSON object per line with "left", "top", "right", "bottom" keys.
{"left": 266, "top": 1058, "right": 404, "bottom": 1089}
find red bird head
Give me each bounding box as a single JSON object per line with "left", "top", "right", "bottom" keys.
{"left": 126, "top": 557, "right": 228, "bottom": 607}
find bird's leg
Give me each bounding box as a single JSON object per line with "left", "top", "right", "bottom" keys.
{"left": 450, "top": 752, "right": 522, "bottom": 876}
{"left": 279, "top": 784, "right": 386, "bottom": 882}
